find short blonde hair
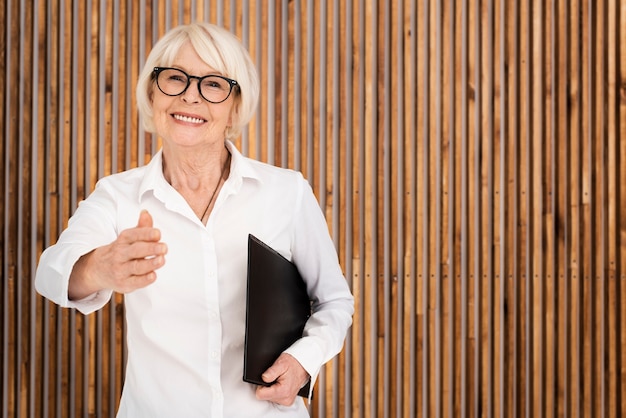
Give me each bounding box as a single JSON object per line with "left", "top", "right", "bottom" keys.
{"left": 136, "top": 22, "right": 260, "bottom": 140}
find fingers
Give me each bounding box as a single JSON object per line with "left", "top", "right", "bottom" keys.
{"left": 261, "top": 363, "right": 284, "bottom": 386}
{"left": 91, "top": 210, "right": 167, "bottom": 294}
{"left": 128, "top": 253, "right": 166, "bottom": 277}
{"left": 115, "top": 268, "right": 159, "bottom": 293}
{"left": 118, "top": 211, "right": 166, "bottom": 291}
{"left": 122, "top": 240, "right": 168, "bottom": 265}
{"left": 255, "top": 354, "right": 309, "bottom": 406}
{"left": 256, "top": 381, "right": 295, "bottom": 406}
{"left": 69, "top": 210, "right": 167, "bottom": 298}
{"left": 117, "top": 210, "right": 161, "bottom": 245}
{"left": 115, "top": 210, "right": 166, "bottom": 262}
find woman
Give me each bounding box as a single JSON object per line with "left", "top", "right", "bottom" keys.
{"left": 35, "top": 22, "right": 354, "bottom": 417}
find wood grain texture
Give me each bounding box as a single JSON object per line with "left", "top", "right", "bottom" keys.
{"left": 1, "top": 1, "right": 625, "bottom": 417}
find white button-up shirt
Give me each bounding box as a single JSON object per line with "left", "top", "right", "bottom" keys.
{"left": 35, "top": 141, "right": 354, "bottom": 417}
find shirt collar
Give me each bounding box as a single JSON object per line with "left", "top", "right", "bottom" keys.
{"left": 224, "top": 139, "right": 262, "bottom": 185}
{"left": 137, "top": 140, "right": 262, "bottom": 202}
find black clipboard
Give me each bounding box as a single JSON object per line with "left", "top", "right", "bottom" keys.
{"left": 243, "top": 234, "right": 312, "bottom": 398}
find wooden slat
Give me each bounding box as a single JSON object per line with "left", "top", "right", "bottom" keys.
{"left": 2, "top": 1, "right": 626, "bottom": 417}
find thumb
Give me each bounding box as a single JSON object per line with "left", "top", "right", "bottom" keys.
{"left": 137, "top": 210, "right": 153, "bottom": 228}
{"left": 261, "top": 362, "right": 284, "bottom": 384}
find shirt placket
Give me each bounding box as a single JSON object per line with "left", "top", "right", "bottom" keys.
{"left": 202, "top": 232, "right": 224, "bottom": 416}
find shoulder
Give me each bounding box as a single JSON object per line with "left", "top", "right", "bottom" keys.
{"left": 95, "top": 165, "right": 148, "bottom": 191}
{"left": 94, "top": 152, "right": 163, "bottom": 196}
{"left": 246, "top": 158, "right": 304, "bottom": 183}
{"left": 227, "top": 141, "right": 308, "bottom": 190}
{"left": 242, "top": 158, "right": 313, "bottom": 204}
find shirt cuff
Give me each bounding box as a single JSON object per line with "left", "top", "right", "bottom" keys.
{"left": 283, "top": 336, "right": 326, "bottom": 399}
{"left": 66, "top": 289, "right": 114, "bottom": 315}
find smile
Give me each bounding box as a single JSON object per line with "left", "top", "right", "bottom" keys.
{"left": 172, "top": 113, "right": 206, "bottom": 124}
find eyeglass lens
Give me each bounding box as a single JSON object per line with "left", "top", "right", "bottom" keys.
{"left": 156, "top": 68, "right": 235, "bottom": 103}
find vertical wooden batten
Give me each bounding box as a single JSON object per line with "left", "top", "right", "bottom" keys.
{"left": 2, "top": 1, "right": 626, "bottom": 417}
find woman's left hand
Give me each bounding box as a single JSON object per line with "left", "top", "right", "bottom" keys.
{"left": 255, "top": 353, "right": 310, "bottom": 406}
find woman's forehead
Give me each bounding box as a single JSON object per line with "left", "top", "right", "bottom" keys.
{"left": 169, "top": 42, "right": 222, "bottom": 75}
{"left": 163, "top": 39, "right": 228, "bottom": 77}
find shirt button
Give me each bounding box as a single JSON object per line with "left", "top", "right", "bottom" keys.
{"left": 210, "top": 351, "right": 219, "bottom": 359}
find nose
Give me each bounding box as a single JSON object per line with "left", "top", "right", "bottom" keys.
{"left": 181, "top": 77, "right": 202, "bottom": 103}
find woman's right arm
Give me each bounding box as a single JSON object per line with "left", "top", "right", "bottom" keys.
{"left": 35, "top": 181, "right": 167, "bottom": 314}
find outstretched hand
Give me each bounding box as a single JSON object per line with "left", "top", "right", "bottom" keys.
{"left": 68, "top": 210, "right": 167, "bottom": 300}
{"left": 255, "top": 353, "right": 310, "bottom": 406}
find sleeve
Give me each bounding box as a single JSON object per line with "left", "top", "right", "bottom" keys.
{"left": 283, "top": 175, "right": 354, "bottom": 396}
{"left": 34, "top": 181, "right": 120, "bottom": 315}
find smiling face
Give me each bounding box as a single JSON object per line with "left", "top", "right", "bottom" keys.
{"left": 151, "top": 41, "right": 237, "bottom": 150}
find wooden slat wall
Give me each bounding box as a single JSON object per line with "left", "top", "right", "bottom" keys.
{"left": 1, "top": 0, "right": 625, "bottom": 417}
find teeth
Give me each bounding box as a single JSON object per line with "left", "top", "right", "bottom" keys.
{"left": 173, "top": 114, "right": 205, "bottom": 124}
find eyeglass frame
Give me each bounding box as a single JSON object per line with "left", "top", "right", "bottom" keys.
{"left": 152, "top": 66, "right": 239, "bottom": 104}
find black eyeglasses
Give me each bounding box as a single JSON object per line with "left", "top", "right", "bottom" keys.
{"left": 152, "top": 67, "right": 239, "bottom": 104}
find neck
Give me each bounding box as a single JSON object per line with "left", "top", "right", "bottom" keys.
{"left": 199, "top": 152, "right": 231, "bottom": 222}
{"left": 162, "top": 145, "right": 230, "bottom": 191}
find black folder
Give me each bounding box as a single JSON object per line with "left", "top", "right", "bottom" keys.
{"left": 243, "top": 234, "right": 312, "bottom": 398}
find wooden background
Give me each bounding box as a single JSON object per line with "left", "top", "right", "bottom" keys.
{"left": 2, "top": 0, "right": 626, "bottom": 417}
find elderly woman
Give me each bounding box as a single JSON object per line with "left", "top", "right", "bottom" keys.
{"left": 35, "top": 22, "right": 354, "bottom": 417}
